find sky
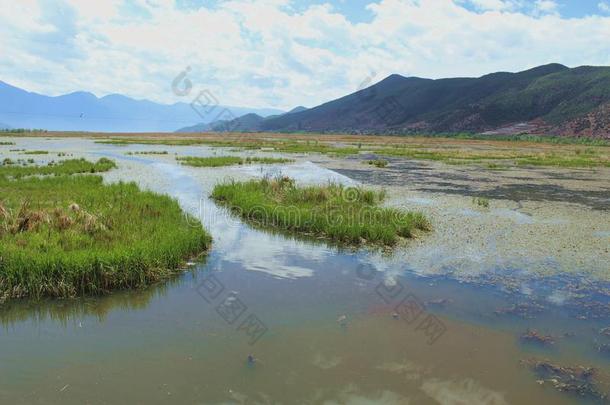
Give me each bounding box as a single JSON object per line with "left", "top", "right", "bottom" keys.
{"left": 1, "top": 0, "right": 610, "bottom": 110}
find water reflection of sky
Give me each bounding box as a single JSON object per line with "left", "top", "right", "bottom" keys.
{"left": 3, "top": 139, "right": 608, "bottom": 321}
{"left": 1, "top": 139, "right": 609, "bottom": 405}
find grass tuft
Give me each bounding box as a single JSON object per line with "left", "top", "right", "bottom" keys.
{"left": 126, "top": 151, "right": 169, "bottom": 155}
{"left": 21, "top": 150, "right": 49, "bottom": 155}
{"left": 211, "top": 177, "right": 430, "bottom": 246}
{"left": 0, "top": 159, "right": 210, "bottom": 301}
{"left": 365, "top": 159, "right": 389, "bottom": 168}
{"left": 473, "top": 197, "right": 490, "bottom": 208}
{"left": 177, "top": 156, "right": 293, "bottom": 167}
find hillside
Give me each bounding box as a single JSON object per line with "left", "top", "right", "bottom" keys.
{"left": 180, "top": 64, "right": 610, "bottom": 138}
{"left": 261, "top": 64, "right": 610, "bottom": 138}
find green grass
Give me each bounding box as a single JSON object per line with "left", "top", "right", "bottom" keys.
{"left": 21, "top": 150, "right": 49, "bottom": 155}
{"left": 244, "top": 156, "right": 294, "bottom": 164}
{"left": 126, "top": 151, "right": 169, "bottom": 155}
{"left": 97, "top": 139, "right": 207, "bottom": 146}
{"left": 177, "top": 156, "right": 293, "bottom": 167}
{"left": 374, "top": 147, "right": 610, "bottom": 168}
{"left": 0, "top": 159, "right": 210, "bottom": 301}
{"left": 97, "top": 138, "right": 359, "bottom": 156}
{"left": 211, "top": 177, "right": 430, "bottom": 246}
{"left": 177, "top": 156, "right": 242, "bottom": 167}
{"left": 365, "top": 159, "right": 389, "bottom": 168}
{"left": 415, "top": 133, "right": 610, "bottom": 146}
{"left": 472, "top": 197, "right": 490, "bottom": 208}
{"left": 0, "top": 158, "right": 116, "bottom": 180}
{"left": 0, "top": 129, "right": 47, "bottom": 134}
{"left": 514, "top": 155, "right": 610, "bottom": 168}
{"left": 95, "top": 136, "right": 610, "bottom": 168}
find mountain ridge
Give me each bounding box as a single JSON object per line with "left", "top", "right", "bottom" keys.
{"left": 178, "top": 63, "right": 610, "bottom": 139}
{"left": 0, "top": 81, "right": 283, "bottom": 132}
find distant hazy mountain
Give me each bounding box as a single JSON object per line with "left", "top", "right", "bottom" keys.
{"left": 176, "top": 113, "right": 266, "bottom": 133}
{"left": 179, "top": 64, "right": 610, "bottom": 138}
{"left": 287, "top": 106, "right": 308, "bottom": 114}
{"left": 0, "top": 81, "right": 283, "bottom": 132}
{"left": 177, "top": 106, "right": 306, "bottom": 133}
{"left": 260, "top": 64, "right": 610, "bottom": 138}
{"left": 0, "top": 122, "right": 10, "bottom": 129}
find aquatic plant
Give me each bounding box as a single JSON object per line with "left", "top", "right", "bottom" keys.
{"left": 0, "top": 159, "right": 210, "bottom": 301}
{"left": 21, "top": 150, "right": 49, "bottom": 155}
{"left": 0, "top": 158, "right": 116, "bottom": 180}
{"left": 177, "top": 156, "right": 293, "bottom": 167}
{"left": 94, "top": 134, "right": 609, "bottom": 168}
{"left": 520, "top": 329, "right": 555, "bottom": 345}
{"left": 365, "top": 159, "right": 389, "bottom": 168}
{"left": 522, "top": 359, "right": 607, "bottom": 401}
{"left": 126, "top": 151, "right": 169, "bottom": 155}
{"left": 211, "top": 177, "right": 430, "bottom": 246}
{"left": 472, "top": 197, "right": 490, "bottom": 208}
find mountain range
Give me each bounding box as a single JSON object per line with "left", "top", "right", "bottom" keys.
{"left": 176, "top": 106, "right": 309, "bottom": 133}
{"left": 179, "top": 64, "right": 610, "bottom": 138}
{"left": 0, "top": 81, "right": 283, "bottom": 133}
{"left": 2, "top": 64, "right": 610, "bottom": 137}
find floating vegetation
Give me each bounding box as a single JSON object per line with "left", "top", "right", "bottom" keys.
{"left": 0, "top": 159, "right": 210, "bottom": 301}
{"left": 91, "top": 134, "right": 610, "bottom": 167}
{"left": 0, "top": 141, "right": 15, "bottom": 145}
{"left": 177, "top": 156, "right": 293, "bottom": 167}
{"left": 21, "top": 150, "right": 49, "bottom": 155}
{"left": 375, "top": 146, "right": 610, "bottom": 168}
{"left": 596, "top": 343, "right": 610, "bottom": 358}
{"left": 126, "top": 151, "right": 169, "bottom": 155}
{"left": 97, "top": 138, "right": 207, "bottom": 146}
{"left": 97, "top": 138, "right": 359, "bottom": 155}
{"left": 494, "top": 302, "right": 545, "bottom": 319}
{"left": 486, "top": 163, "right": 507, "bottom": 170}
{"left": 472, "top": 197, "right": 490, "bottom": 208}
{"left": 365, "top": 159, "right": 389, "bottom": 168}
{"left": 520, "top": 329, "right": 555, "bottom": 345}
{"left": 211, "top": 177, "right": 430, "bottom": 246}
{"left": 522, "top": 359, "right": 607, "bottom": 401}
{"left": 0, "top": 158, "right": 115, "bottom": 180}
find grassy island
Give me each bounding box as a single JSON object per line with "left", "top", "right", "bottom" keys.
{"left": 177, "top": 155, "right": 293, "bottom": 167}
{"left": 211, "top": 177, "right": 430, "bottom": 246}
{"left": 0, "top": 158, "right": 210, "bottom": 301}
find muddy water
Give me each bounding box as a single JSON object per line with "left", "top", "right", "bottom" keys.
{"left": 1, "top": 138, "right": 609, "bottom": 404}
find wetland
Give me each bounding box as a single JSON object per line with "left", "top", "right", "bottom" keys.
{"left": 0, "top": 132, "right": 609, "bottom": 404}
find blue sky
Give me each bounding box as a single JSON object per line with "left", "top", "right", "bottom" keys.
{"left": 1, "top": 0, "right": 610, "bottom": 110}
{"left": 177, "top": 0, "right": 610, "bottom": 21}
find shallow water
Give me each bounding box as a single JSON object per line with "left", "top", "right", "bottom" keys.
{"left": 1, "top": 138, "right": 609, "bottom": 404}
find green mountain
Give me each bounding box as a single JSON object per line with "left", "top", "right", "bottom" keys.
{"left": 177, "top": 64, "right": 610, "bottom": 138}
{"left": 260, "top": 64, "right": 610, "bottom": 138}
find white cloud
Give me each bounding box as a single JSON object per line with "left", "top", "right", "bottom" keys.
{"left": 535, "top": 0, "right": 559, "bottom": 14}
{"left": 599, "top": 1, "right": 610, "bottom": 13}
{"left": 467, "top": 0, "right": 515, "bottom": 11}
{"left": 0, "top": 0, "right": 610, "bottom": 111}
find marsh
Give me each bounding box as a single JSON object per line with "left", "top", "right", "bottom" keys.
{"left": 0, "top": 134, "right": 609, "bottom": 404}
